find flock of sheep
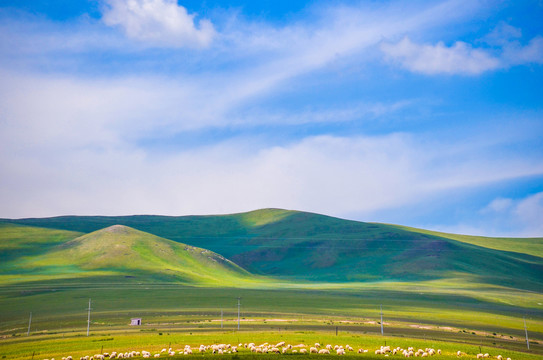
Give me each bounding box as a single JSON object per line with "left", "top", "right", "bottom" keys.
{"left": 45, "top": 341, "right": 513, "bottom": 360}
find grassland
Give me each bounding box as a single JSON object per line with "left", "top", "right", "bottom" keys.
{"left": 1, "top": 210, "right": 542, "bottom": 359}
{"left": 1, "top": 283, "right": 542, "bottom": 358}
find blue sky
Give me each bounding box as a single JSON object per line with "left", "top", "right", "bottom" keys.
{"left": 0, "top": 0, "right": 542, "bottom": 236}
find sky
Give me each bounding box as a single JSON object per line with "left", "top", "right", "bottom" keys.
{"left": 0, "top": 0, "right": 542, "bottom": 237}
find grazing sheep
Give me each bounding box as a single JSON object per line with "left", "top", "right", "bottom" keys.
{"left": 153, "top": 355, "right": 159, "bottom": 358}
{"left": 376, "top": 350, "right": 382, "bottom": 355}
{"left": 484, "top": 354, "right": 489, "bottom": 358}
{"left": 300, "top": 349, "right": 307, "bottom": 354}
{"left": 318, "top": 349, "right": 330, "bottom": 354}
{"left": 293, "top": 350, "right": 298, "bottom": 353}
{"left": 315, "top": 343, "right": 321, "bottom": 348}
{"left": 457, "top": 351, "right": 462, "bottom": 357}
{"left": 497, "top": 356, "right": 502, "bottom": 360}
{"left": 310, "top": 347, "right": 318, "bottom": 354}
{"left": 276, "top": 342, "right": 286, "bottom": 347}
{"left": 477, "top": 354, "right": 484, "bottom": 359}
{"left": 437, "top": 350, "right": 441, "bottom": 355}
{"left": 336, "top": 349, "right": 345, "bottom": 355}
{"left": 327, "top": 345, "right": 333, "bottom": 350}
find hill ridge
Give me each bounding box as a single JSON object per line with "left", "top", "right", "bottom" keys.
{"left": 1, "top": 209, "right": 542, "bottom": 289}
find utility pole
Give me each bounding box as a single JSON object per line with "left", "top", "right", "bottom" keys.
{"left": 237, "top": 297, "right": 241, "bottom": 331}
{"left": 221, "top": 309, "right": 223, "bottom": 329}
{"left": 27, "top": 312, "right": 32, "bottom": 336}
{"left": 524, "top": 316, "right": 530, "bottom": 350}
{"left": 87, "top": 299, "right": 92, "bottom": 336}
{"left": 380, "top": 305, "right": 384, "bottom": 335}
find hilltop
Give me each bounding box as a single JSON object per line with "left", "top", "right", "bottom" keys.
{"left": 0, "top": 223, "right": 255, "bottom": 286}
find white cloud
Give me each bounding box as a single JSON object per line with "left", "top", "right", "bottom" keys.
{"left": 514, "top": 192, "right": 543, "bottom": 236}
{"left": 470, "top": 193, "right": 543, "bottom": 237}
{"left": 102, "top": 0, "right": 215, "bottom": 47}
{"left": 480, "top": 197, "right": 513, "bottom": 214}
{"left": 381, "top": 25, "right": 543, "bottom": 76}
{"left": 503, "top": 36, "right": 543, "bottom": 65}
{"left": 380, "top": 36, "right": 501, "bottom": 75}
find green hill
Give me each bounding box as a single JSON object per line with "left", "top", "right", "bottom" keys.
{"left": 0, "top": 223, "right": 256, "bottom": 286}
{"left": 2, "top": 209, "right": 542, "bottom": 289}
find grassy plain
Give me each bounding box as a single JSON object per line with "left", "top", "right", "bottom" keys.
{"left": 1, "top": 214, "right": 542, "bottom": 360}
{"left": 1, "top": 283, "right": 542, "bottom": 359}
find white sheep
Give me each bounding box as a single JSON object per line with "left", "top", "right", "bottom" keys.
{"left": 310, "top": 347, "right": 318, "bottom": 354}
{"left": 318, "top": 349, "right": 330, "bottom": 354}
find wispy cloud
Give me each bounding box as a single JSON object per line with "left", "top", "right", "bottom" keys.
{"left": 0, "top": 0, "right": 542, "bottom": 237}
{"left": 380, "top": 37, "right": 500, "bottom": 75}
{"left": 478, "top": 193, "right": 543, "bottom": 237}
{"left": 381, "top": 23, "right": 543, "bottom": 75}
{"left": 102, "top": 0, "right": 215, "bottom": 47}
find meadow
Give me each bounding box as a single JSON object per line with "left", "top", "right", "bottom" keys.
{"left": 1, "top": 213, "right": 542, "bottom": 360}
{"left": 1, "top": 282, "right": 542, "bottom": 360}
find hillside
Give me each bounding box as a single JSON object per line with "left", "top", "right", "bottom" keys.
{"left": 0, "top": 223, "right": 256, "bottom": 286}
{"left": 2, "top": 209, "right": 542, "bottom": 288}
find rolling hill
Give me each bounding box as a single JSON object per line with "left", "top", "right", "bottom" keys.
{"left": 0, "top": 223, "right": 256, "bottom": 286}
{"left": 2, "top": 209, "right": 542, "bottom": 289}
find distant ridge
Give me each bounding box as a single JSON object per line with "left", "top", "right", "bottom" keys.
{"left": 1, "top": 209, "right": 542, "bottom": 289}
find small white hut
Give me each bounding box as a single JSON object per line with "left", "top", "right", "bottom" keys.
{"left": 130, "top": 318, "right": 142, "bottom": 326}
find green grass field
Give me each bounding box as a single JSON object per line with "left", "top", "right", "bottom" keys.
{"left": 1, "top": 212, "right": 542, "bottom": 360}
{"left": 1, "top": 283, "right": 542, "bottom": 359}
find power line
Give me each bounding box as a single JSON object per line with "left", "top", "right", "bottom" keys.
{"left": 27, "top": 312, "right": 32, "bottom": 336}
{"left": 87, "top": 298, "right": 92, "bottom": 336}
{"left": 380, "top": 305, "right": 384, "bottom": 336}
{"left": 524, "top": 316, "right": 530, "bottom": 350}
{"left": 237, "top": 297, "right": 241, "bottom": 331}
